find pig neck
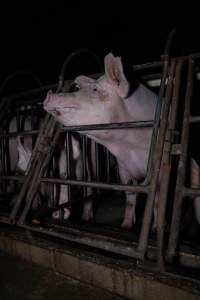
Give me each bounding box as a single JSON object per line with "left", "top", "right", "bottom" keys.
{"left": 87, "top": 83, "right": 156, "bottom": 144}
{"left": 86, "top": 84, "right": 156, "bottom": 178}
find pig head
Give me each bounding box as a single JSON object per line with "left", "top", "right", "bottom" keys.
{"left": 44, "top": 53, "right": 157, "bottom": 229}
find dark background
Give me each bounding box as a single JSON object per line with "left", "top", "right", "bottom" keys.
{"left": 0, "top": 1, "right": 199, "bottom": 88}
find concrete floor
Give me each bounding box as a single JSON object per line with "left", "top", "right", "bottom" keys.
{"left": 0, "top": 251, "right": 126, "bottom": 300}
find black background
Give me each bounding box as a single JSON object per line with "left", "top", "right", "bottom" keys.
{"left": 0, "top": 1, "right": 199, "bottom": 86}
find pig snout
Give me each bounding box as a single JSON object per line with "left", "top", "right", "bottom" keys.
{"left": 43, "top": 90, "right": 62, "bottom": 116}
{"left": 43, "top": 90, "right": 54, "bottom": 110}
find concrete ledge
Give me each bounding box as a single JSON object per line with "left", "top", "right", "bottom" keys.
{"left": 0, "top": 227, "right": 200, "bottom": 300}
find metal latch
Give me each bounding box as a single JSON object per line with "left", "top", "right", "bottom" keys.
{"left": 171, "top": 144, "right": 182, "bottom": 155}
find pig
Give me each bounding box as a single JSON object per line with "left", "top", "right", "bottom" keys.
{"left": 43, "top": 52, "right": 157, "bottom": 229}
{"left": 0, "top": 115, "right": 80, "bottom": 219}
{"left": 190, "top": 158, "right": 200, "bottom": 224}
{"left": 15, "top": 132, "right": 91, "bottom": 220}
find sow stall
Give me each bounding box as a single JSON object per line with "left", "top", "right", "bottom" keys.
{"left": 0, "top": 49, "right": 200, "bottom": 296}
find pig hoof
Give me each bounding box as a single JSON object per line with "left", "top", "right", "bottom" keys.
{"left": 82, "top": 211, "right": 93, "bottom": 222}
{"left": 52, "top": 211, "right": 59, "bottom": 219}
{"left": 52, "top": 208, "right": 70, "bottom": 220}
{"left": 63, "top": 208, "right": 71, "bottom": 219}
{"left": 151, "top": 224, "right": 157, "bottom": 233}
{"left": 120, "top": 221, "right": 133, "bottom": 230}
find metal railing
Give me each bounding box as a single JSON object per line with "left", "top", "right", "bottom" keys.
{"left": 1, "top": 48, "right": 200, "bottom": 275}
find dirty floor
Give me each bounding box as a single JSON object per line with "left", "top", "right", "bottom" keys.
{"left": 0, "top": 251, "right": 126, "bottom": 300}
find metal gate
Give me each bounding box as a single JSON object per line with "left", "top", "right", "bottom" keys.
{"left": 1, "top": 50, "right": 200, "bottom": 276}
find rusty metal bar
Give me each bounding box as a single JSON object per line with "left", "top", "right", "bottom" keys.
{"left": 189, "top": 116, "right": 200, "bottom": 123}
{"left": 20, "top": 223, "right": 143, "bottom": 260}
{"left": 137, "top": 60, "right": 176, "bottom": 258}
{"left": 82, "top": 136, "right": 87, "bottom": 197}
{"left": 9, "top": 112, "right": 55, "bottom": 222}
{"left": 40, "top": 177, "right": 150, "bottom": 193}
{"left": 65, "top": 132, "right": 72, "bottom": 206}
{"left": 166, "top": 58, "right": 194, "bottom": 262}
{"left": 157, "top": 59, "right": 184, "bottom": 270}
{"left": 16, "top": 118, "right": 60, "bottom": 225}
{"left": 183, "top": 187, "right": 200, "bottom": 197}
{"left": 61, "top": 120, "right": 154, "bottom": 132}
{"left": 0, "top": 120, "right": 154, "bottom": 138}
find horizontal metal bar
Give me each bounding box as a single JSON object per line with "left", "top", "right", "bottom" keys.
{"left": 189, "top": 116, "right": 200, "bottom": 123}
{"left": 183, "top": 187, "right": 200, "bottom": 197}
{"left": 0, "top": 130, "right": 39, "bottom": 138}
{"left": 61, "top": 120, "right": 154, "bottom": 132}
{"left": 0, "top": 175, "right": 149, "bottom": 193}
{"left": 133, "top": 61, "right": 163, "bottom": 71}
{"left": 19, "top": 223, "right": 143, "bottom": 260}
{"left": 0, "top": 175, "right": 25, "bottom": 182}
{"left": 0, "top": 121, "right": 155, "bottom": 138}
{"left": 41, "top": 178, "right": 150, "bottom": 193}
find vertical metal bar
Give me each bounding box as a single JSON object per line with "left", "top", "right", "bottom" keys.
{"left": 137, "top": 60, "right": 176, "bottom": 257}
{"left": 157, "top": 59, "right": 183, "bottom": 270}
{"left": 17, "top": 121, "right": 61, "bottom": 225}
{"left": 143, "top": 62, "right": 169, "bottom": 185}
{"left": 82, "top": 136, "right": 87, "bottom": 197}
{"left": 106, "top": 149, "right": 110, "bottom": 183}
{"left": 166, "top": 58, "right": 193, "bottom": 262}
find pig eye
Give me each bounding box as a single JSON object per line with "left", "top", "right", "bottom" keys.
{"left": 69, "top": 83, "right": 80, "bottom": 92}
{"left": 93, "top": 87, "right": 98, "bottom": 92}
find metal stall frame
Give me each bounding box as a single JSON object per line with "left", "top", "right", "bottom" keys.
{"left": 166, "top": 54, "right": 200, "bottom": 265}
{"left": 0, "top": 54, "right": 171, "bottom": 268}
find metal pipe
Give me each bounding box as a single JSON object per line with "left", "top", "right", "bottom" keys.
{"left": 137, "top": 61, "right": 176, "bottom": 258}
{"left": 20, "top": 223, "right": 143, "bottom": 260}
{"left": 166, "top": 58, "right": 194, "bottom": 262}
{"left": 40, "top": 177, "right": 150, "bottom": 194}
{"left": 61, "top": 120, "right": 154, "bottom": 132}
{"left": 157, "top": 59, "right": 183, "bottom": 270}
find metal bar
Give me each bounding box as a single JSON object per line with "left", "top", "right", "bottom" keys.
{"left": 189, "top": 116, "right": 200, "bottom": 123}
{"left": 182, "top": 187, "right": 200, "bottom": 197}
{"left": 0, "top": 175, "right": 24, "bottom": 182}
{"left": 61, "top": 120, "right": 154, "bottom": 132}
{"left": 9, "top": 113, "right": 53, "bottom": 223}
{"left": 82, "top": 136, "right": 87, "bottom": 197}
{"left": 137, "top": 60, "right": 176, "bottom": 258}
{"left": 20, "top": 223, "right": 143, "bottom": 260}
{"left": 0, "top": 173, "right": 150, "bottom": 193}
{"left": 0, "top": 120, "right": 154, "bottom": 138}
{"left": 16, "top": 119, "right": 60, "bottom": 225}
{"left": 95, "top": 142, "right": 100, "bottom": 182}
{"left": 106, "top": 150, "right": 111, "bottom": 183}
{"left": 133, "top": 61, "right": 163, "bottom": 71}
{"left": 0, "top": 130, "right": 39, "bottom": 138}
{"left": 142, "top": 54, "right": 171, "bottom": 186}
{"left": 166, "top": 58, "right": 194, "bottom": 262}
{"left": 41, "top": 177, "right": 150, "bottom": 193}
{"left": 157, "top": 59, "right": 183, "bottom": 270}
{"left": 64, "top": 132, "right": 72, "bottom": 217}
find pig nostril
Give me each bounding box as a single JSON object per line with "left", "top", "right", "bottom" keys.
{"left": 44, "top": 90, "right": 53, "bottom": 106}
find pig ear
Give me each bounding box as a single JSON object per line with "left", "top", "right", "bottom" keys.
{"left": 75, "top": 76, "right": 95, "bottom": 87}
{"left": 104, "top": 53, "right": 129, "bottom": 98}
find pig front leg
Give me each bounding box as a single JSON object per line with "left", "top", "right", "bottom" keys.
{"left": 191, "top": 158, "right": 200, "bottom": 224}
{"left": 82, "top": 154, "right": 93, "bottom": 221}
{"left": 118, "top": 163, "right": 137, "bottom": 230}
{"left": 52, "top": 149, "right": 70, "bottom": 220}
{"left": 52, "top": 183, "right": 71, "bottom": 220}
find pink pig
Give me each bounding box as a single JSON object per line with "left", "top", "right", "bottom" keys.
{"left": 44, "top": 53, "right": 157, "bottom": 229}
